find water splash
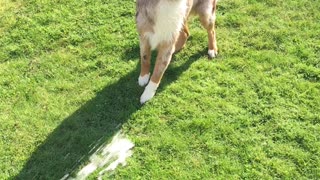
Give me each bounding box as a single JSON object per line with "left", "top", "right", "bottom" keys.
{"left": 64, "top": 131, "right": 134, "bottom": 180}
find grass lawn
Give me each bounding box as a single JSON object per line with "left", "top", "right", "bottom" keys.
{"left": 1, "top": 0, "right": 319, "bottom": 179}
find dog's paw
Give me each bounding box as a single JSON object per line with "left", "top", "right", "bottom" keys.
{"left": 140, "top": 81, "right": 158, "bottom": 104}
{"left": 208, "top": 49, "right": 218, "bottom": 59}
{"left": 138, "top": 73, "right": 150, "bottom": 87}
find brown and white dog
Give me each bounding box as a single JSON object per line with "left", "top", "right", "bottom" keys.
{"left": 136, "top": 0, "right": 218, "bottom": 104}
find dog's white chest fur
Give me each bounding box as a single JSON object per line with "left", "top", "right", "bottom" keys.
{"left": 146, "top": 0, "right": 187, "bottom": 50}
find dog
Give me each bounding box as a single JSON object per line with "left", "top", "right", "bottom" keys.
{"left": 136, "top": 0, "right": 218, "bottom": 104}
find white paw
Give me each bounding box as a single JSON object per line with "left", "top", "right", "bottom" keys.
{"left": 140, "top": 81, "right": 158, "bottom": 104}
{"left": 208, "top": 49, "right": 218, "bottom": 59}
{"left": 138, "top": 73, "right": 150, "bottom": 87}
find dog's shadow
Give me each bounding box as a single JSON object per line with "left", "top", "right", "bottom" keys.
{"left": 16, "top": 45, "right": 206, "bottom": 179}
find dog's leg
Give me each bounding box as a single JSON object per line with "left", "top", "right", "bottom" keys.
{"left": 199, "top": 2, "right": 218, "bottom": 59}
{"left": 140, "top": 42, "right": 175, "bottom": 104}
{"left": 138, "top": 37, "right": 151, "bottom": 87}
{"left": 175, "top": 23, "right": 190, "bottom": 53}
{"left": 175, "top": 1, "right": 192, "bottom": 53}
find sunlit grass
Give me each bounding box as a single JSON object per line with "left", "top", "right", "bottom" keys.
{"left": 0, "top": 0, "right": 319, "bottom": 179}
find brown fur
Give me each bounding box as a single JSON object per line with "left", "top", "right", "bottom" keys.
{"left": 137, "top": 0, "right": 218, "bottom": 103}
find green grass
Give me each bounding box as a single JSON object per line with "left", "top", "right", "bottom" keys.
{"left": 0, "top": 0, "right": 319, "bottom": 179}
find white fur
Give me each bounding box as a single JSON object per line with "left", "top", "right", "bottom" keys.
{"left": 138, "top": 73, "right": 150, "bottom": 87}
{"left": 140, "top": 81, "right": 159, "bottom": 104}
{"left": 145, "top": 0, "right": 188, "bottom": 50}
{"left": 208, "top": 49, "right": 218, "bottom": 58}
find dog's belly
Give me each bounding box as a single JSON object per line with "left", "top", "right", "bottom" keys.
{"left": 145, "top": 0, "right": 188, "bottom": 50}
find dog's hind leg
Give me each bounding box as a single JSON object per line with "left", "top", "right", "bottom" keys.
{"left": 199, "top": 1, "right": 218, "bottom": 59}
{"left": 175, "top": 23, "right": 190, "bottom": 53}
{"left": 175, "top": 1, "right": 192, "bottom": 53}
{"left": 140, "top": 42, "right": 175, "bottom": 104}
{"left": 138, "top": 37, "right": 152, "bottom": 87}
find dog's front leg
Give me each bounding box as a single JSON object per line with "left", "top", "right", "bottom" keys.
{"left": 140, "top": 42, "right": 175, "bottom": 104}
{"left": 138, "top": 37, "right": 152, "bottom": 87}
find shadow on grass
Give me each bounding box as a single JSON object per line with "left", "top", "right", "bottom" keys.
{"left": 16, "top": 46, "right": 206, "bottom": 179}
